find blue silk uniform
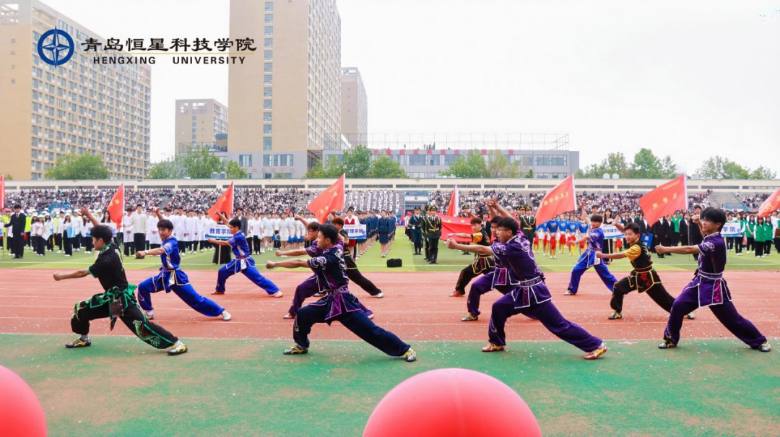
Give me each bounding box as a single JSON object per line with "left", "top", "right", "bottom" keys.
{"left": 215, "top": 231, "right": 279, "bottom": 294}
{"left": 137, "top": 237, "right": 224, "bottom": 317}
{"left": 292, "top": 241, "right": 409, "bottom": 357}
{"left": 567, "top": 227, "right": 618, "bottom": 294}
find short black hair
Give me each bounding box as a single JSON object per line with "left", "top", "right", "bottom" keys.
{"left": 700, "top": 207, "right": 727, "bottom": 231}
{"left": 470, "top": 217, "right": 482, "bottom": 225}
{"left": 157, "top": 219, "right": 173, "bottom": 230}
{"left": 331, "top": 217, "right": 345, "bottom": 227}
{"left": 91, "top": 225, "right": 113, "bottom": 245}
{"left": 624, "top": 222, "right": 641, "bottom": 235}
{"left": 307, "top": 221, "right": 320, "bottom": 232}
{"left": 693, "top": 204, "right": 702, "bottom": 211}
{"left": 229, "top": 218, "right": 241, "bottom": 228}
{"left": 490, "top": 216, "right": 502, "bottom": 226}
{"left": 590, "top": 214, "right": 603, "bottom": 223}
{"left": 319, "top": 223, "right": 339, "bottom": 244}
{"left": 496, "top": 217, "right": 519, "bottom": 234}
{"left": 13, "top": 204, "right": 21, "bottom": 209}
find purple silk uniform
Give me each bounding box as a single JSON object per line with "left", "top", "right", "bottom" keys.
{"left": 487, "top": 232, "right": 603, "bottom": 352}
{"left": 663, "top": 232, "right": 766, "bottom": 347}
{"left": 288, "top": 240, "right": 373, "bottom": 317}
{"left": 566, "top": 227, "right": 618, "bottom": 294}
{"left": 291, "top": 241, "right": 409, "bottom": 357}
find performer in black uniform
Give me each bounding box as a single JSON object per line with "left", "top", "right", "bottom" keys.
{"left": 448, "top": 217, "right": 495, "bottom": 299}
{"left": 423, "top": 205, "right": 442, "bottom": 264}
{"left": 519, "top": 205, "right": 536, "bottom": 244}
{"left": 408, "top": 207, "right": 424, "bottom": 255}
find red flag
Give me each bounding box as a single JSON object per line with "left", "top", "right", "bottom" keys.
{"left": 758, "top": 187, "right": 780, "bottom": 218}
{"left": 439, "top": 214, "right": 473, "bottom": 242}
{"left": 208, "top": 181, "right": 235, "bottom": 221}
{"left": 639, "top": 175, "right": 687, "bottom": 226}
{"left": 106, "top": 183, "right": 124, "bottom": 227}
{"left": 307, "top": 174, "right": 345, "bottom": 223}
{"left": 445, "top": 185, "right": 459, "bottom": 217}
{"left": 535, "top": 175, "right": 576, "bottom": 224}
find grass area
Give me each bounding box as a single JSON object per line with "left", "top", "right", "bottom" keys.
{"left": 1, "top": 334, "right": 778, "bottom": 436}
{"left": 2, "top": 236, "right": 779, "bottom": 273}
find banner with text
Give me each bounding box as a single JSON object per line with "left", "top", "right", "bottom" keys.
{"left": 205, "top": 225, "right": 232, "bottom": 240}
{"left": 344, "top": 224, "right": 367, "bottom": 240}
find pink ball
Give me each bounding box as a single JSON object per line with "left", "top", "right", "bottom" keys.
{"left": 364, "top": 368, "right": 541, "bottom": 437}
{"left": 0, "top": 365, "right": 47, "bottom": 437}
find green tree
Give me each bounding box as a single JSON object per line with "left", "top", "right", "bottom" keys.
{"left": 148, "top": 159, "right": 185, "bottom": 179}
{"left": 2, "top": 174, "right": 12, "bottom": 181}
{"left": 748, "top": 166, "right": 777, "bottom": 180}
{"left": 341, "top": 145, "right": 373, "bottom": 178}
{"left": 306, "top": 155, "right": 344, "bottom": 179}
{"left": 225, "top": 160, "right": 248, "bottom": 179}
{"left": 485, "top": 151, "right": 521, "bottom": 178}
{"left": 441, "top": 150, "right": 488, "bottom": 178}
{"left": 369, "top": 155, "right": 408, "bottom": 178}
{"left": 576, "top": 152, "right": 630, "bottom": 178}
{"left": 630, "top": 148, "right": 677, "bottom": 178}
{"left": 181, "top": 147, "right": 225, "bottom": 179}
{"left": 45, "top": 152, "right": 109, "bottom": 180}
{"left": 697, "top": 156, "right": 749, "bottom": 179}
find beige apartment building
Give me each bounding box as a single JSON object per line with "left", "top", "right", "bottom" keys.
{"left": 175, "top": 99, "right": 228, "bottom": 155}
{"left": 0, "top": 0, "right": 151, "bottom": 180}
{"left": 340, "top": 67, "right": 367, "bottom": 147}
{"left": 225, "top": 0, "right": 341, "bottom": 178}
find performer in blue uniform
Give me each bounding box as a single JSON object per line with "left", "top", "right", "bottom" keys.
{"left": 565, "top": 201, "right": 618, "bottom": 296}
{"left": 209, "top": 214, "right": 282, "bottom": 297}
{"left": 267, "top": 224, "right": 417, "bottom": 362}
{"left": 136, "top": 209, "right": 231, "bottom": 321}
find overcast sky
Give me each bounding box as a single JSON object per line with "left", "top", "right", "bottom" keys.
{"left": 44, "top": 0, "right": 780, "bottom": 175}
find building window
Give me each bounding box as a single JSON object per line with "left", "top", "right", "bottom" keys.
{"left": 264, "top": 62, "right": 272, "bottom": 72}
{"left": 264, "top": 74, "right": 272, "bottom": 84}
{"left": 263, "top": 113, "right": 272, "bottom": 122}
{"left": 263, "top": 137, "right": 272, "bottom": 151}
{"left": 263, "top": 155, "right": 272, "bottom": 166}
{"left": 264, "top": 26, "right": 273, "bottom": 36}
{"left": 274, "top": 154, "right": 293, "bottom": 166}
{"left": 239, "top": 154, "right": 252, "bottom": 167}
{"left": 263, "top": 100, "right": 272, "bottom": 110}
{"left": 265, "top": 14, "right": 273, "bottom": 23}
{"left": 264, "top": 38, "right": 273, "bottom": 48}
{"left": 535, "top": 155, "right": 567, "bottom": 167}
{"left": 409, "top": 154, "right": 427, "bottom": 166}
{"left": 263, "top": 124, "right": 272, "bottom": 134}
{"left": 264, "top": 87, "right": 272, "bottom": 97}
{"left": 264, "top": 50, "right": 272, "bottom": 60}
{"left": 265, "top": 1, "right": 273, "bottom": 11}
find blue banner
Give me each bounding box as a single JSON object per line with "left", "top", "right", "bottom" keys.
{"left": 344, "top": 224, "right": 366, "bottom": 240}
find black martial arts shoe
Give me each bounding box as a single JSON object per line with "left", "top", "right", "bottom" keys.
{"left": 167, "top": 341, "right": 188, "bottom": 356}
{"left": 65, "top": 338, "right": 91, "bottom": 348}
{"left": 283, "top": 345, "right": 308, "bottom": 355}
{"left": 401, "top": 348, "right": 417, "bottom": 362}
{"left": 608, "top": 311, "right": 622, "bottom": 320}
{"left": 658, "top": 339, "right": 676, "bottom": 349}
{"left": 758, "top": 342, "right": 771, "bottom": 352}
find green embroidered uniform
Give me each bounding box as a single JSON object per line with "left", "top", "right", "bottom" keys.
{"left": 71, "top": 243, "right": 179, "bottom": 349}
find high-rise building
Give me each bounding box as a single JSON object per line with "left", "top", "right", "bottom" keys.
{"left": 0, "top": 0, "right": 151, "bottom": 180}
{"left": 174, "top": 99, "right": 228, "bottom": 155}
{"left": 340, "top": 67, "right": 367, "bottom": 147}
{"left": 226, "top": 0, "right": 341, "bottom": 179}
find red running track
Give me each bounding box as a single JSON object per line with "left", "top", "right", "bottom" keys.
{"left": 1, "top": 269, "right": 778, "bottom": 343}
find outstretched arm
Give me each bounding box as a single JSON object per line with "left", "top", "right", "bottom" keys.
{"left": 596, "top": 251, "right": 626, "bottom": 260}
{"left": 275, "top": 249, "right": 308, "bottom": 257}
{"left": 80, "top": 207, "right": 100, "bottom": 227}
{"left": 266, "top": 259, "right": 309, "bottom": 269}
{"left": 656, "top": 244, "right": 700, "bottom": 255}
{"left": 53, "top": 270, "right": 90, "bottom": 281}
{"left": 445, "top": 238, "right": 494, "bottom": 256}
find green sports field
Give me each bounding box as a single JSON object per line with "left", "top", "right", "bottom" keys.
{"left": 1, "top": 237, "right": 779, "bottom": 273}
{"left": 1, "top": 335, "right": 778, "bottom": 436}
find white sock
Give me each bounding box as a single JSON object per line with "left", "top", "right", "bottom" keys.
{"left": 80, "top": 335, "right": 89, "bottom": 341}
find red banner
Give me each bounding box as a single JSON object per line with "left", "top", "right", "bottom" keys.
{"left": 535, "top": 175, "right": 577, "bottom": 224}
{"left": 439, "top": 214, "right": 473, "bottom": 242}
{"left": 207, "top": 181, "right": 235, "bottom": 221}
{"left": 445, "top": 186, "right": 459, "bottom": 217}
{"left": 758, "top": 187, "right": 780, "bottom": 218}
{"left": 639, "top": 175, "right": 687, "bottom": 226}
{"left": 307, "top": 174, "right": 345, "bottom": 223}
{"left": 106, "top": 183, "right": 124, "bottom": 227}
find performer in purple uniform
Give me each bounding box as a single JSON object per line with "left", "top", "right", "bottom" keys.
{"left": 656, "top": 207, "right": 770, "bottom": 352}
{"left": 276, "top": 217, "right": 374, "bottom": 320}
{"left": 208, "top": 214, "right": 282, "bottom": 297}
{"left": 267, "top": 224, "right": 416, "bottom": 362}
{"left": 446, "top": 200, "right": 608, "bottom": 360}
{"left": 565, "top": 201, "right": 618, "bottom": 296}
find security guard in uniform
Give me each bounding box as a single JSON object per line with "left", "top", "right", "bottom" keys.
{"left": 423, "top": 205, "right": 442, "bottom": 264}
{"left": 520, "top": 205, "right": 536, "bottom": 243}
{"left": 409, "top": 207, "right": 424, "bottom": 255}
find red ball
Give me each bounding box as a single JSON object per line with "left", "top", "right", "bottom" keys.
{"left": 364, "top": 368, "right": 541, "bottom": 437}
{"left": 0, "top": 365, "right": 47, "bottom": 437}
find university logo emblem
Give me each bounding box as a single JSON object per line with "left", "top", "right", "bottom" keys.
{"left": 38, "top": 28, "right": 75, "bottom": 66}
